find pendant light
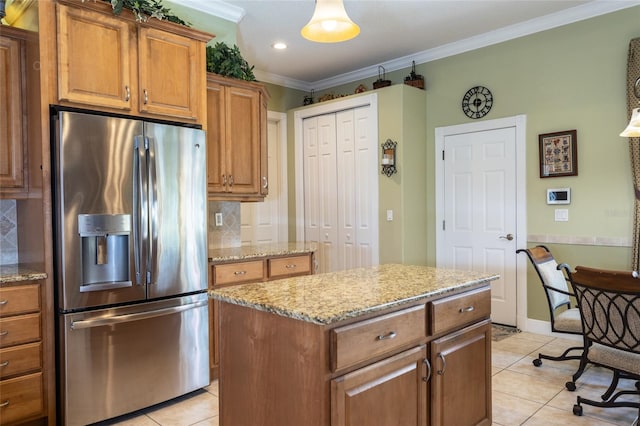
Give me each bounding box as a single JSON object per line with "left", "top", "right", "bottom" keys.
{"left": 301, "top": 0, "right": 360, "bottom": 43}
{"left": 620, "top": 77, "right": 640, "bottom": 137}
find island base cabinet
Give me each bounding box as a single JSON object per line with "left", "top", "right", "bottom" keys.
{"left": 331, "top": 345, "right": 428, "bottom": 426}
{"left": 430, "top": 319, "right": 492, "bottom": 426}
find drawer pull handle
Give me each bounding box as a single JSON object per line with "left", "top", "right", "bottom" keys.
{"left": 0, "top": 361, "right": 8, "bottom": 367}
{"left": 376, "top": 331, "right": 397, "bottom": 341}
{"left": 0, "top": 331, "right": 7, "bottom": 337}
{"left": 234, "top": 271, "right": 247, "bottom": 276}
{"left": 422, "top": 358, "right": 431, "bottom": 382}
{"left": 459, "top": 306, "right": 475, "bottom": 313}
{"left": 0, "top": 300, "right": 7, "bottom": 305}
{"left": 437, "top": 353, "right": 446, "bottom": 375}
{"left": 285, "top": 264, "right": 297, "bottom": 269}
{"left": 0, "top": 400, "right": 8, "bottom": 408}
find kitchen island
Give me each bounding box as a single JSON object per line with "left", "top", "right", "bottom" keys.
{"left": 210, "top": 264, "right": 498, "bottom": 426}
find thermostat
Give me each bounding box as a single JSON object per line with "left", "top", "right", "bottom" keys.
{"left": 547, "top": 188, "right": 570, "bottom": 205}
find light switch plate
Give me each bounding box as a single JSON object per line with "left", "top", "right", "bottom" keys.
{"left": 215, "top": 212, "right": 223, "bottom": 227}
{"left": 554, "top": 209, "right": 569, "bottom": 222}
{"left": 386, "top": 210, "right": 393, "bottom": 221}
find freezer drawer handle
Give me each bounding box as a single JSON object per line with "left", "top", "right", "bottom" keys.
{"left": 70, "top": 299, "right": 208, "bottom": 330}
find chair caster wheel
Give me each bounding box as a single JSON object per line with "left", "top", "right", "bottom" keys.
{"left": 533, "top": 358, "right": 542, "bottom": 367}
{"left": 565, "top": 381, "right": 576, "bottom": 391}
{"left": 573, "top": 404, "right": 583, "bottom": 416}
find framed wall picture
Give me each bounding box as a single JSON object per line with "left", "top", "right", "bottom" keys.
{"left": 538, "top": 129, "right": 578, "bottom": 178}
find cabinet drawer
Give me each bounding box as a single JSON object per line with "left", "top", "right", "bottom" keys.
{"left": 430, "top": 287, "right": 490, "bottom": 335}
{"left": 331, "top": 305, "right": 426, "bottom": 372}
{"left": 0, "top": 342, "right": 41, "bottom": 380}
{"left": 0, "top": 284, "right": 40, "bottom": 317}
{"left": 0, "top": 313, "right": 41, "bottom": 348}
{"left": 213, "top": 260, "right": 265, "bottom": 286}
{"left": 268, "top": 255, "right": 312, "bottom": 279}
{"left": 0, "top": 372, "right": 43, "bottom": 425}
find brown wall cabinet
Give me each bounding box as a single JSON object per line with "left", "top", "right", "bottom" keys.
{"left": 206, "top": 73, "right": 269, "bottom": 201}
{"left": 0, "top": 27, "right": 33, "bottom": 198}
{"left": 0, "top": 281, "right": 44, "bottom": 425}
{"left": 217, "top": 284, "right": 491, "bottom": 426}
{"left": 56, "top": 0, "right": 211, "bottom": 124}
{"left": 208, "top": 252, "right": 313, "bottom": 379}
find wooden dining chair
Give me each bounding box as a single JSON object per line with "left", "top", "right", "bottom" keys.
{"left": 568, "top": 266, "right": 640, "bottom": 418}
{"left": 517, "top": 245, "right": 585, "bottom": 389}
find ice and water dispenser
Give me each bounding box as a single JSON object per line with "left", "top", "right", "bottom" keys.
{"left": 78, "top": 214, "right": 132, "bottom": 292}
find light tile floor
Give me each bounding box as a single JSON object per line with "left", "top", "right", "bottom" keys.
{"left": 98, "top": 331, "right": 639, "bottom": 426}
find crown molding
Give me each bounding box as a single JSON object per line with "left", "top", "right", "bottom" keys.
{"left": 179, "top": 0, "right": 245, "bottom": 23}
{"left": 257, "top": 1, "right": 640, "bottom": 91}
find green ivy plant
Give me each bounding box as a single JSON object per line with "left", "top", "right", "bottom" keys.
{"left": 206, "top": 42, "right": 256, "bottom": 81}
{"left": 101, "top": 0, "right": 189, "bottom": 26}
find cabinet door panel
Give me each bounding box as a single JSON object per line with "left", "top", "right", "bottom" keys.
{"left": 138, "top": 27, "right": 198, "bottom": 119}
{"left": 226, "top": 86, "right": 260, "bottom": 194}
{"left": 0, "top": 34, "right": 25, "bottom": 191}
{"left": 206, "top": 82, "right": 226, "bottom": 192}
{"left": 57, "top": 4, "right": 133, "bottom": 110}
{"left": 430, "top": 320, "right": 491, "bottom": 426}
{"left": 331, "top": 345, "right": 427, "bottom": 426}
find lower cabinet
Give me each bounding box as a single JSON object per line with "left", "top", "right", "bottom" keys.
{"left": 0, "top": 281, "right": 45, "bottom": 425}
{"left": 331, "top": 345, "right": 428, "bottom": 426}
{"left": 209, "top": 252, "right": 314, "bottom": 379}
{"left": 430, "top": 320, "right": 492, "bottom": 426}
{"left": 217, "top": 283, "right": 491, "bottom": 426}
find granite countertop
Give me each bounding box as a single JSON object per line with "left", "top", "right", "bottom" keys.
{"left": 0, "top": 264, "right": 47, "bottom": 284}
{"left": 210, "top": 263, "right": 498, "bottom": 325}
{"left": 208, "top": 241, "right": 316, "bottom": 263}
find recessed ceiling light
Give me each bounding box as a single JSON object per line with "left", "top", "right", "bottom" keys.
{"left": 272, "top": 42, "right": 287, "bottom": 50}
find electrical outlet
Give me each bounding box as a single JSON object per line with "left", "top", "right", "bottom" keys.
{"left": 215, "top": 212, "right": 223, "bottom": 227}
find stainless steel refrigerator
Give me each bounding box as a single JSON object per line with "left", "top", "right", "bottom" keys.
{"left": 51, "top": 109, "right": 209, "bottom": 426}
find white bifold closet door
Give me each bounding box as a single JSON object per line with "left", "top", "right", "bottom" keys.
{"left": 303, "top": 106, "right": 376, "bottom": 273}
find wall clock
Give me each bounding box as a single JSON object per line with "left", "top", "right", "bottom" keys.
{"left": 461, "top": 86, "right": 493, "bottom": 119}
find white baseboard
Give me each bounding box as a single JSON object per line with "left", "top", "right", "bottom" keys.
{"left": 522, "top": 318, "right": 582, "bottom": 342}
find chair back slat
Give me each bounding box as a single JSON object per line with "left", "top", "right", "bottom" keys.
{"left": 571, "top": 266, "right": 640, "bottom": 354}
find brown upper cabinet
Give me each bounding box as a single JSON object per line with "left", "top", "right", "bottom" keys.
{"left": 0, "top": 26, "right": 41, "bottom": 199}
{"left": 55, "top": 0, "right": 212, "bottom": 124}
{"left": 207, "top": 73, "right": 269, "bottom": 201}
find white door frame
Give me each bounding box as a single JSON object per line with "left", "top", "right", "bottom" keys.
{"left": 435, "top": 115, "right": 528, "bottom": 330}
{"left": 294, "top": 94, "right": 379, "bottom": 243}
{"left": 269, "top": 110, "right": 289, "bottom": 242}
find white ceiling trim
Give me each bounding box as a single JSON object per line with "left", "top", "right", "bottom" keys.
{"left": 256, "top": 0, "right": 640, "bottom": 91}
{"left": 180, "top": 0, "right": 246, "bottom": 23}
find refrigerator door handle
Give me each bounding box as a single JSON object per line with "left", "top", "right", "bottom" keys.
{"left": 147, "top": 137, "right": 158, "bottom": 285}
{"left": 70, "top": 299, "right": 208, "bottom": 330}
{"left": 133, "top": 136, "right": 149, "bottom": 286}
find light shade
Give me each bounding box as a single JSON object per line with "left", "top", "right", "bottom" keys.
{"left": 620, "top": 108, "right": 640, "bottom": 137}
{"left": 301, "top": 0, "right": 360, "bottom": 43}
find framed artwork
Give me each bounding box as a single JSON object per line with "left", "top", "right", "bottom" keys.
{"left": 538, "top": 130, "right": 578, "bottom": 178}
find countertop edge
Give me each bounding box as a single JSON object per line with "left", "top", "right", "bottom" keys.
{"left": 210, "top": 274, "right": 496, "bottom": 325}
{"left": 0, "top": 263, "right": 48, "bottom": 284}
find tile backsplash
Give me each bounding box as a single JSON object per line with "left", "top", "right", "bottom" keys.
{"left": 0, "top": 200, "right": 18, "bottom": 265}
{"left": 207, "top": 201, "right": 241, "bottom": 250}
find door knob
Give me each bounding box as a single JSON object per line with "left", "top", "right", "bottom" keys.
{"left": 499, "top": 233, "right": 514, "bottom": 241}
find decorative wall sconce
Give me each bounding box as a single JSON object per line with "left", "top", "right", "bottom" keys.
{"left": 381, "top": 139, "right": 397, "bottom": 177}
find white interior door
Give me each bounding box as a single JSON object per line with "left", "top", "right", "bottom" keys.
{"left": 436, "top": 116, "right": 526, "bottom": 328}
{"left": 241, "top": 112, "right": 288, "bottom": 245}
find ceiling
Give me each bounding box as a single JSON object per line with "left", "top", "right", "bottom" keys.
{"left": 178, "top": 1, "right": 640, "bottom": 91}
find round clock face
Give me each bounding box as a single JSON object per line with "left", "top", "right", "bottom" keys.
{"left": 462, "top": 86, "right": 493, "bottom": 119}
